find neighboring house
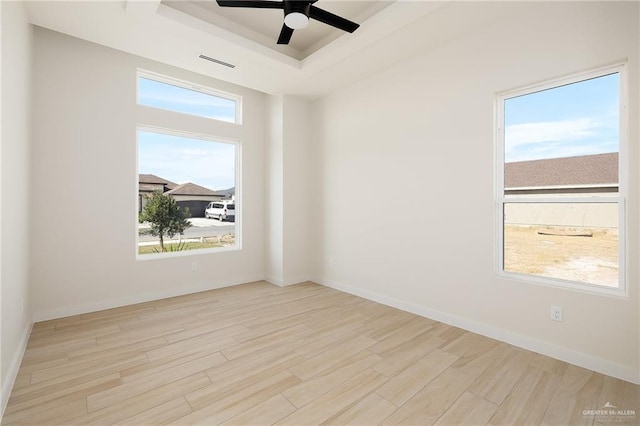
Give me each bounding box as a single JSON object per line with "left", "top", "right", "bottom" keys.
{"left": 504, "top": 153, "right": 618, "bottom": 228}
{"left": 138, "top": 174, "right": 177, "bottom": 212}
{"left": 165, "top": 182, "right": 228, "bottom": 217}
{"left": 139, "top": 174, "right": 232, "bottom": 217}
{"left": 505, "top": 152, "right": 618, "bottom": 195}
{"left": 139, "top": 173, "right": 177, "bottom": 193}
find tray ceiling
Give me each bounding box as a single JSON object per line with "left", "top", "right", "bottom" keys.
{"left": 162, "top": 0, "right": 394, "bottom": 60}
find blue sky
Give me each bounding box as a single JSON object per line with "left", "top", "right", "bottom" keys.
{"left": 138, "top": 131, "right": 236, "bottom": 191}
{"left": 504, "top": 72, "right": 619, "bottom": 163}
{"left": 138, "top": 78, "right": 236, "bottom": 122}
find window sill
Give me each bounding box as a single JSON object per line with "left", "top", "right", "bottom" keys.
{"left": 496, "top": 270, "right": 628, "bottom": 299}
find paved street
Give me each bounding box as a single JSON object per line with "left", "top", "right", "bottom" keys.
{"left": 138, "top": 218, "right": 235, "bottom": 242}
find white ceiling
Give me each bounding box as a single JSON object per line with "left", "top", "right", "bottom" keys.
{"left": 23, "top": 0, "right": 515, "bottom": 98}
{"left": 163, "top": 1, "right": 394, "bottom": 60}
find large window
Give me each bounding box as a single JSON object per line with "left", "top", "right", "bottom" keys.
{"left": 496, "top": 65, "right": 626, "bottom": 294}
{"left": 137, "top": 71, "right": 241, "bottom": 258}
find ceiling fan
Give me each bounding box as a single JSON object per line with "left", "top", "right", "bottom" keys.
{"left": 215, "top": 0, "right": 360, "bottom": 45}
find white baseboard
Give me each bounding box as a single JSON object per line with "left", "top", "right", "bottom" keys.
{"left": 265, "top": 275, "right": 284, "bottom": 287}
{"left": 266, "top": 275, "right": 311, "bottom": 287}
{"left": 33, "top": 274, "right": 264, "bottom": 322}
{"left": 319, "top": 277, "right": 640, "bottom": 385}
{"left": 281, "top": 275, "right": 312, "bottom": 287}
{"left": 1, "top": 321, "right": 33, "bottom": 419}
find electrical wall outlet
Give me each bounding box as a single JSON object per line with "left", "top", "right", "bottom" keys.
{"left": 551, "top": 306, "right": 563, "bottom": 322}
{"left": 191, "top": 262, "right": 199, "bottom": 272}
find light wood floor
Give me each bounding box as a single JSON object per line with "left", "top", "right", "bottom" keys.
{"left": 3, "top": 281, "right": 638, "bottom": 425}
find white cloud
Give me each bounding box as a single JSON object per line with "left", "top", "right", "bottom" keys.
{"left": 139, "top": 138, "right": 236, "bottom": 190}
{"left": 505, "top": 118, "right": 599, "bottom": 147}
{"left": 178, "top": 148, "right": 213, "bottom": 161}
{"left": 505, "top": 141, "right": 617, "bottom": 163}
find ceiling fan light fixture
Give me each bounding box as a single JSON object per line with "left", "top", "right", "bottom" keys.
{"left": 216, "top": 0, "right": 360, "bottom": 45}
{"left": 284, "top": 12, "right": 309, "bottom": 30}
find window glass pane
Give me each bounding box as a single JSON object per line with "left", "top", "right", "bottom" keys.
{"left": 138, "top": 77, "right": 237, "bottom": 123}
{"left": 138, "top": 130, "right": 237, "bottom": 256}
{"left": 504, "top": 73, "right": 619, "bottom": 193}
{"left": 503, "top": 202, "right": 618, "bottom": 287}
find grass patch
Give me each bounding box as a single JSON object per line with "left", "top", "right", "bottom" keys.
{"left": 138, "top": 241, "right": 223, "bottom": 255}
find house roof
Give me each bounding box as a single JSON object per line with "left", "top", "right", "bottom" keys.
{"left": 505, "top": 153, "right": 618, "bottom": 189}
{"left": 165, "top": 182, "right": 219, "bottom": 197}
{"left": 214, "top": 187, "right": 235, "bottom": 197}
{"left": 139, "top": 183, "right": 167, "bottom": 192}
{"left": 138, "top": 174, "right": 177, "bottom": 189}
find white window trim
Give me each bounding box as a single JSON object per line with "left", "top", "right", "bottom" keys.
{"left": 137, "top": 69, "right": 243, "bottom": 125}
{"left": 495, "top": 63, "right": 628, "bottom": 297}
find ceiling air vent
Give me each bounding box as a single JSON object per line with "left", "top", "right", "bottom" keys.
{"left": 198, "top": 55, "right": 236, "bottom": 69}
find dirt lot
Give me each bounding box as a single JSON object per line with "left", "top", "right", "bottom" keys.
{"left": 504, "top": 225, "right": 618, "bottom": 287}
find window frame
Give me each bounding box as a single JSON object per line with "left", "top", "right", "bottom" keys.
{"left": 495, "top": 63, "right": 628, "bottom": 297}
{"left": 135, "top": 68, "right": 243, "bottom": 261}
{"left": 136, "top": 126, "right": 242, "bottom": 260}
{"left": 137, "top": 70, "right": 243, "bottom": 124}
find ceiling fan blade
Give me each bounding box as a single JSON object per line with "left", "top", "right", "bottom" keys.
{"left": 309, "top": 5, "right": 359, "bottom": 33}
{"left": 277, "top": 24, "right": 294, "bottom": 44}
{"left": 216, "top": 0, "right": 283, "bottom": 9}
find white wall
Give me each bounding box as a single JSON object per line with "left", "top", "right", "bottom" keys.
{"left": 1, "top": 0, "right": 33, "bottom": 412}
{"left": 265, "top": 95, "right": 284, "bottom": 283}
{"left": 265, "top": 95, "right": 312, "bottom": 286}
{"left": 30, "top": 28, "right": 266, "bottom": 320}
{"left": 312, "top": 1, "right": 640, "bottom": 383}
{"left": 282, "top": 96, "right": 311, "bottom": 285}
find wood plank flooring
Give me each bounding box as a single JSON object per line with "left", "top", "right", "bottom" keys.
{"left": 3, "top": 281, "right": 638, "bottom": 425}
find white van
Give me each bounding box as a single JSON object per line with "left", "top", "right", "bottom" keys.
{"left": 205, "top": 200, "right": 235, "bottom": 222}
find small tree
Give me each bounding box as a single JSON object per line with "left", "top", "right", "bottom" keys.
{"left": 139, "top": 191, "right": 192, "bottom": 252}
